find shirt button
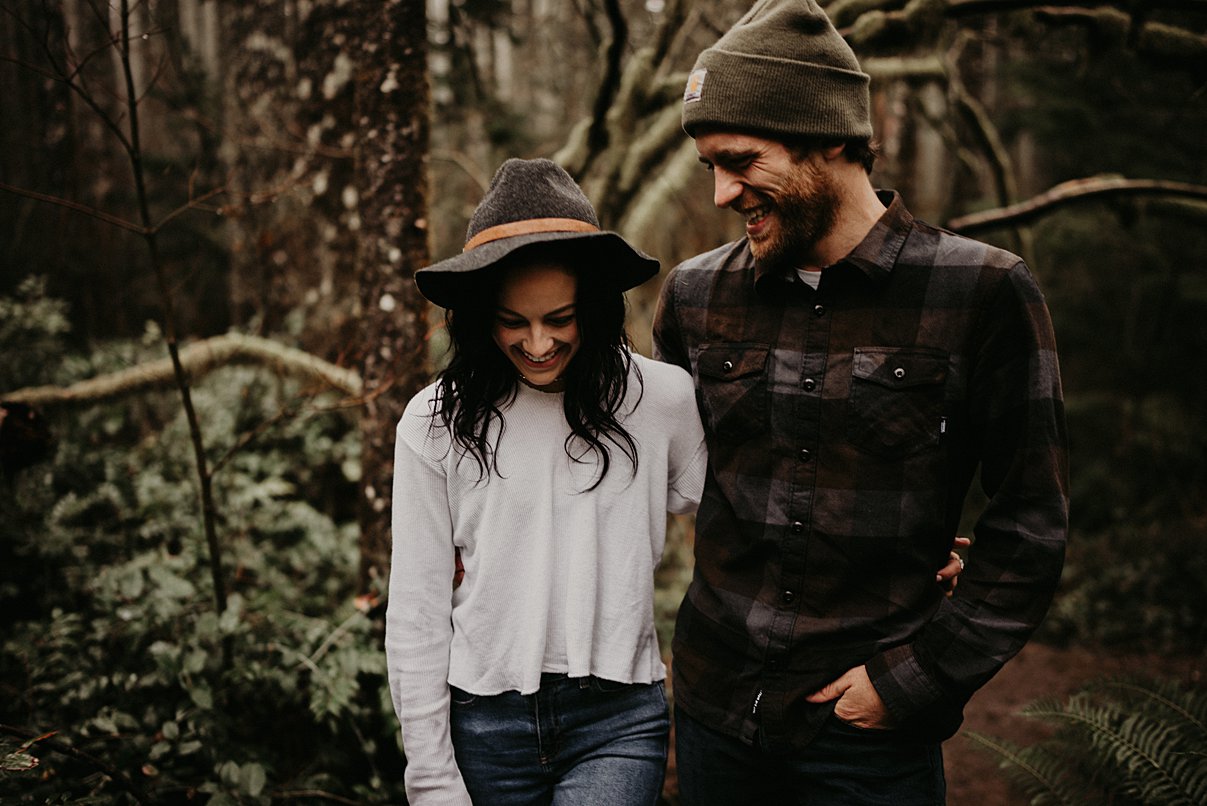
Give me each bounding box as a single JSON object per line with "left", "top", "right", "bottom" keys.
{"left": 722, "top": 360, "right": 734, "bottom": 372}
{"left": 893, "top": 367, "right": 906, "bottom": 379}
{"left": 781, "top": 590, "right": 796, "bottom": 604}
{"left": 813, "top": 304, "right": 826, "bottom": 317}
{"left": 799, "top": 448, "right": 812, "bottom": 462}
{"left": 790, "top": 521, "right": 804, "bottom": 534}
{"left": 803, "top": 378, "right": 816, "bottom": 391}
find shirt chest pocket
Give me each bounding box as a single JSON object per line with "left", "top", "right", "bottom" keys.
{"left": 697, "top": 343, "right": 769, "bottom": 442}
{"left": 847, "top": 347, "right": 949, "bottom": 459}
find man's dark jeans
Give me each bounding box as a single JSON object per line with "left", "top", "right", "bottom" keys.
{"left": 675, "top": 707, "right": 946, "bottom": 805}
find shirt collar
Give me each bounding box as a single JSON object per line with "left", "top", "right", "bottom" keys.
{"left": 752, "top": 190, "right": 914, "bottom": 292}
{"left": 841, "top": 190, "right": 913, "bottom": 285}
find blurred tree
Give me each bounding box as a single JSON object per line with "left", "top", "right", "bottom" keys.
{"left": 0, "top": 0, "right": 435, "bottom": 595}
{"left": 350, "top": 0, "right": 432, "bottom": 589}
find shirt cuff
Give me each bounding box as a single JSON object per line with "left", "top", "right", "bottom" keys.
{"left": 866, "top": 643, "right": 945, "bottom": 724}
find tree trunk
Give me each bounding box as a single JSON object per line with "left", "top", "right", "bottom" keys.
{"left": 353, "top": 0, "right": 432, "bottom": 592}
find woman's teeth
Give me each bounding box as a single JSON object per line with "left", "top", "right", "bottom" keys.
{"left": 522, "top": 348, "right": 557, "bottom": 364}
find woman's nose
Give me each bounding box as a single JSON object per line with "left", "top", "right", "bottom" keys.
{"left": 525, "top": 326, "right": 553, "bottom": 354}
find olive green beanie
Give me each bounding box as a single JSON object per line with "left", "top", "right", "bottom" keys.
{"left": 682, "top": 0, "right": 872, "bottom": 140}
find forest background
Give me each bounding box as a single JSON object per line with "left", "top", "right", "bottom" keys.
{"left": 1, "top": 1, "right": 1205, "bottom": 804}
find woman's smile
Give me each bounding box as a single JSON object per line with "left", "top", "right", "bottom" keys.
{"left": 492, "top": 262, "right": 581, "bottom": 389}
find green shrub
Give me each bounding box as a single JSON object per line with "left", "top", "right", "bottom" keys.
{"left": 0, "top": 285, "right": 404, "bottom": 802}
{"left": 1039, "top": 522, "right": 1207, "bottom": 653}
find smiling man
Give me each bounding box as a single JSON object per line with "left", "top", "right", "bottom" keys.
{"left": 652, "top": 1, "right": 1069, "bottom": 804}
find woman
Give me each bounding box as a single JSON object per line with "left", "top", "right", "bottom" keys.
{"left": 385, "top": 158, "right": 965, "bottom": 805}
{"left": 386, "top": 158, "right": 705, "bottom": 806}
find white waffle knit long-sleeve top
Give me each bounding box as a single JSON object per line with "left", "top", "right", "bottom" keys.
{"left": 385, "top": 353, "right": 707, "bottom": 805}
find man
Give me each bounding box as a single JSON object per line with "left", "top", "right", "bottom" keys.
{"left": 652, "top": 1, "right": 1069, "bottom": 803}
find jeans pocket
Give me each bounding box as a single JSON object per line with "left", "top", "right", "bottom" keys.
{"left": 829, "top": 714, "right": 896, "bottom": 738}
{"left": 697, "top": 343, "right": 769, "bottom": 442}
{"left": 449, "top": 684, "right": 478, "bottom": 707}
{"left": 847, "top": 347, "right": 948, "bottom": 459}
{"left": 589, "top": 676, "right": 635, "bottom": 694}
{"left": 588, "top": 678, "right": 668, "bottom": 709}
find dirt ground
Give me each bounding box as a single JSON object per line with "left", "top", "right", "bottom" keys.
{"left": 661, "top": 642, "right": 1204, "bottom": 804}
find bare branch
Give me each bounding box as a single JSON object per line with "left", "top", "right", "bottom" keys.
{"left": 209, "top": 407, "right": 296, "bottom": 478}
{"left": 113, "top": 0, "right": 228, "bottom": 630}
{"left": 945, "top": 34, "right": 1034, "bottom": 264}
{"left": 621, "top": 138, "right": 706, "bottom": 245}
{"left": 827, "top": 0, "right": 902, "bottom": 31}
{"left": 647, "top": 0, "right": 692, "bottom": 74}
{"left": 135, "top": 36, "right": 173, "bottom": 106}
{"left": 0, "top": 53, "right": 60, "bottom": 82}
{"left": 0, "top": 181, "right": 147, "bottom": 234}
{"left": 841, "top": 0, "right": 1207, "bottom": 66}
{"left": 431, "top": 149, "right": 492, "bottom": 195}
{"left": 946, "top": 39, "right": 1016, "bottom": 208}
{"left": 18, "top": 3, "right": 136, "bottom": 156}
{"left": 947, "top": 177, "right": 1207, "bottom": 233}
{"left": 1034, "top": 7, "right": 1207, "bottom": 70}
{"left": 152, "top": 184, "right": 229, "bottom": 232}
{"left": 575, "top": 0, "right": 629, "bottom": 180}
{"left": 943, "top": 0, "right": 1207, "bottom": 17}
{"left": 861, "top": 54, "right": 947, "bottom": 81}
{"left": 2, "top": 333, "right": 363, "bottom": 408}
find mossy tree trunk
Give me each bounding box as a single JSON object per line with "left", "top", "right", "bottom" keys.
{"left": 352, "top": 0, "right": 432, "bottom": 592}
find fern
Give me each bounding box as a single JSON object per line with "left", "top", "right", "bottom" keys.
{"left": 1088, "top": 676, "right": 1207, "bottom": 737}
{"left": 963, "top": 731, "right": 1088, "bottom": 806}
{"left": 1024, "top": 695, "right": 1198, "bottom": 806}
{"left": 968, "top": 677, "right": 1207, "bottom": 806}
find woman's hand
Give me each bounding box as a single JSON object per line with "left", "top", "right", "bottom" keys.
{"left": 936, "top": 536, "right": 971, "bottom": 596}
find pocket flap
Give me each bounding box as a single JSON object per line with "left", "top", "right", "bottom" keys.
{"left": 698, "top": 344, "right": 770, "bottom": 381}
{"left": 852, "top": 347, "right": 948, "bottom": 389}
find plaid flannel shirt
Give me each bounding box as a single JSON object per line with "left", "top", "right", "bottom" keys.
{"left": 653, "top": 192, "right": 1068, "bottom": 749}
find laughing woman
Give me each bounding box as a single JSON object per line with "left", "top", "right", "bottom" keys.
{"left": 385, "top": 158, "right": 707, "bottom": 806}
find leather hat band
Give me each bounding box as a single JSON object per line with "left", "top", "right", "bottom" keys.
{"left": 463, "top": 218, "right": 599, "bottom": 252}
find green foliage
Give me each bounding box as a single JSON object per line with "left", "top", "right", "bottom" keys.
{"left": 967, "top": 676, "right": 1207, "bottom": 806}
{"left": 0, "top": 276, "right": 71, "bottom": 391}
{"left": 1040, "top": 522, "right": 1207, "bottom": 652}
{"left": 1020, "top": 200, "right": 1207, "bottom": 654}
{"left": 998, "top": 19, "right": 1206, "bottom": 187}
{"left": 0, "top": 290, "right": 403, "bottom": 802}
{"left": 977, "top": 17, "right": 1207, "bottom": 653}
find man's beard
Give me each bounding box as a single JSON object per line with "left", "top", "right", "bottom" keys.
{"left": 749, "top": 160, "right": 840, "bottom": 271}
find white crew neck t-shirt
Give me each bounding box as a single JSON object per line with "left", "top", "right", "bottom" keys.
{"left": 386, "top": 353, "right": 707, "bottom": 803}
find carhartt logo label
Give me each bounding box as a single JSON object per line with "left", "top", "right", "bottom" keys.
{"left": 684, "top": 69, "right": 707, "bottom": 103}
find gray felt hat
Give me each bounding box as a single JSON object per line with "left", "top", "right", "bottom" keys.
{"left": 415, "top": 158, "right": 660, "bottom": 309}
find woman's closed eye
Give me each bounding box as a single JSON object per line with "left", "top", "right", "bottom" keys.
{"left": 495, "top": 316, "right": 526, "bottom": 329}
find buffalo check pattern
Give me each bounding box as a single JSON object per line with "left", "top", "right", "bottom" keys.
{"left": 653, "top": 192, "right": 1069, "bottom": 749}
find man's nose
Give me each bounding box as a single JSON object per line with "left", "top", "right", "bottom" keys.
{"left": 713, "top": 169, "right": 742, "bottom": 209}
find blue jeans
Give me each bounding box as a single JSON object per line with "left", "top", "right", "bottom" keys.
{"left": 449, "top": 673, "right": 669, "bottom": 805}
{"left": 675, "top": 708, "right": 946, "bottom": 806}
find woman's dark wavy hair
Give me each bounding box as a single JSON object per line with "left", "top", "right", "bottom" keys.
{"left": 432, "top": 243, "right": 643, "bottom": 490}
